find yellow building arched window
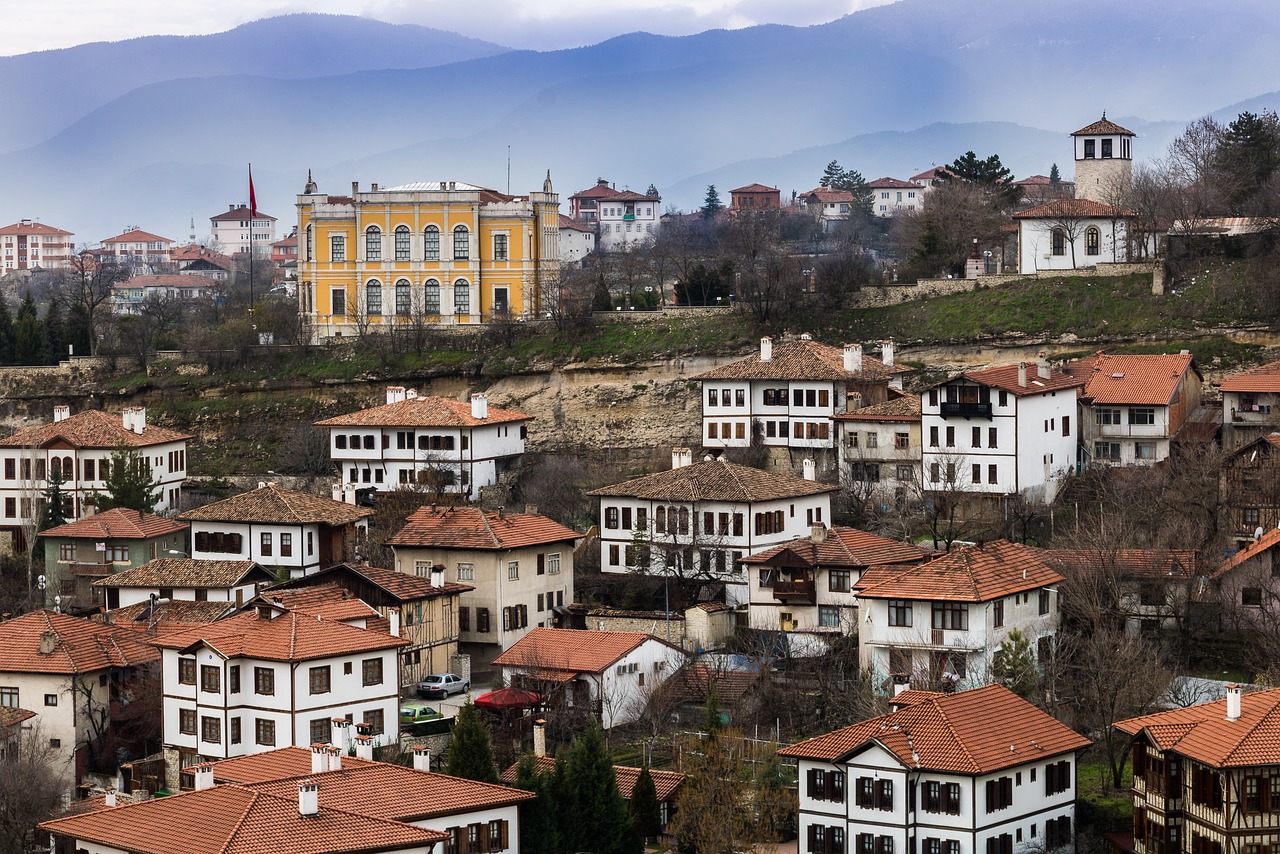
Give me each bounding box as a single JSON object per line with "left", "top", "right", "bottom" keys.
{"left": 394, "top": 226, "right": 411, "bottom": 261}
{"left": 365, "top": 280, "right": 382, "bottom": 316}
{"left": 395, "top": 279, "right": 411, "bottom": 316}
{"left": 424, "top": 279, "right": 441, "bottom": 315}
{"left": 453, "top": 226, "right": 469, "bottom": 261}
{"left": 365, "top": 225, "right": 382, "bottom": 261}
{"left": 453, "top": 279, "right": 470, "bottom": 315}
{"left": 424, "top": 226, "right": 440, "bottom": 261}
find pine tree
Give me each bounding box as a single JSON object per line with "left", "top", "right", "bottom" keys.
{"left": 39, "top": 471, "right": 72, "bottom": 531}
{"left": 92, "top": 447, "right": 160, "bottom": 514}
{"left": 1049, "top": 162, "right": 1061, "bottom": 188}
{"left": 564, "top": 722, "right": 640, "bottom": 854}
{"left": 820, "top": 159, "right": 845, "bottom": 188}
{"left": 0, "top": 296, "right": 15, "bottom": 365}
{"left": 43, "top": 300, "right": 65, "bottom": 366}
{"left": 992, "top": 627, "right": 1038, "bottom": 697}
{"left": 629, "top": 762, "right": 662, "bottom": 842}
{"left": 513, "top": 753, "right": 560, "bottom": 854}
{"left": 13, "top": 291, "right": 44, "bottom": 366}
{"left": 446, "top": 702, "right": 499, "bottom": 783}
{"left": 701, "top": 185, "right": 723, "bottom": 220}
{"left": 645, "top": 184, "right": 660, "bottom": 198}
{"left": 64, "top": 301, "right": 92, "bottom": 357}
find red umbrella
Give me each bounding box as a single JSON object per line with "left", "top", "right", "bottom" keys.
{"left": 473, "top": 688, "right": 543, "bottom": 711}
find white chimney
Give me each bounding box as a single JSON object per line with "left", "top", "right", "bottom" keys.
{"left": 894, "top": 679, "right": 910, "bottom": 697}
{"left": 104, "top": 788, "right": 117, "bottom": 807}
{"left": 802, "top": 458, "right": 816, "bottom": 481}
{"left": 388, "top": 607, "right": 401, "bottom": 637}
{"left": 811, "top": 524, "right": 826, "bottom": 544}
{"left": 800, "top": 333, "right": 813, "bottom": 341}
{"left": 121, "top": 407, "right": 146, "bottom": 435}
{"left": 1037, "top": 359, "right": 1051, "bottom": 379}
{"left": 193, "top": 764, "right": 214, "bottom": 791}
{"left": 327, "top": 745, "right": 342, "bottom": 771}
{"left": 431, "top": 566, "right": 444, "bottom": 588}
{"left": 413, "top": 745, "right": 431, "bottom": 772}
{"left": 331, "top": 483, "right": 343, "bottom": 503}
{"left": 760, "top": 337, "right": 773, "bottom": 362}
{"left": 354, "top": 734, "right": 374, "bottom": 761}
{"left": 406, "top": 388, "right": 418, "bottom": 400}
{"left": 672, "top": 447, "right": 692, "bottom": 469}
{"left": 844, "top": 344, "right": 863, "bottom": 373}
{"left": 881, "top": 339, "right": 894, "bottom": 367}
{"left": 471, "top": 392, "right": 488, "bottom": 420}
{"left": 298, "top": 782, "right": 319, "bottom": 817}
{"left": 386, "top": 386, "right": 407, "bottom": 404}
{"left": 52, "top": 405, "right": 70, "bottom": 423}
{"left": 1017, "top": 362, "right": 1028, "bottom": 388}
{"left": 330, "top": 718, "right": 351, "bottom": 752}
{"left": 533, "top": 719, "right": 547, "bottom": 758}
{"left": 1226, "top": 683, "right": 1242, "bottom": 721}
{"left": 310, "top": 743, "right": 328, "bottom": 774}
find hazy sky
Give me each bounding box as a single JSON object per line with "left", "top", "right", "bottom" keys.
{"left": 1, "top": 0, "right": 896, "bottom": 55}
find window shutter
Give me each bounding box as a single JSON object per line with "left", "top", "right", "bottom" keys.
{"left": 808, "top": 769, "right": 818, "bottom": 797}
{"left": 810, "top": 825, "right": 819, "bottom": 853}
{"left": 825, "top": 771, "right": 836, "bottom": 800}
{"left": 986, "top": 780, "right": 995, "bottom": 811}
{"left": 1002, "top": 777, "right": 1012, "bottom": 808}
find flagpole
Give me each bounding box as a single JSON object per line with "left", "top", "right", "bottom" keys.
{"left": 248, "top": 163, "right": 256, "bottom": 327}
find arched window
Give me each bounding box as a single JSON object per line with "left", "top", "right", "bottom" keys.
{"left": 453, "top": 279, "right": 470, "bottom": 315}
{"left": 655, "top": 506, "right": 667, "bottom": 533}
{"left": 64, "top": 457, "right": 73, "bottom": 480}
{"left": 424, "top": 279, "right": 441, "bottom": 315}
{"left": 453, "top": 225, "right": 469, "bottom": 260}
{"left": 365, "top": 225, "right": 382, "bottom": 261}
{"left": 1085, "top": 226, "right": 1101, "bottom": 256}
{"left": 1051, "top": 228, "right": 1066, "bottom": 256}
{"left": 394, "top": 225, "right": 411, "bottom": 261}
{"left": 365, "top": 280, "right": 382, "bottom": 316}
{"left": 395, "top": 279, "right": 411, "bottom": 316}
{"left": 677, "top": 507, "right": 690, "bottom": 535}
{"left": 50, "top": 457, "right": 61, "bottom": 481}
{"left": 423, "top": 226, "right": 440, "bottom": 261}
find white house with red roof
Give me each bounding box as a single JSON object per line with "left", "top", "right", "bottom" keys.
{"left": 1220, "top": 359, "right": 1280, "bottom": 448}
{"left": 835, "top": 396, "right": 923, "bottom": 504}
{"left": 921, "top": 362, "right": 1082, "bottom": 502}
{"left": 316, "top": 387, "right": 530, "bottom": 499}
{"left": 799, "top": 188, "right": 857, "bottom": 232}
{"left": 558, "top": 214, "right": 596, "bottom": 266}
{"left": 155, "top": 607, "right": 407, "bottom": 790}
{"left": 172, "top": 243, "right": 235, "bottom": 281}
{"left": 853, "top": 540, "right": 1062, "bottom": 692}
{"left": 98, "top": 226, "right": 175, "bottom": 270}
{"left": 1063, "top": 351, "right": 1202, "bottom": 467}
{"left": 779, "top": 683, "right": 1090, "bottom": 854}
{"left": 0, "top": 219, "right": 75, "bottom": 271}
{"left": 1012, "top": 198, "right": 1135, "bottom": 274}
{"left": 210, "top": 203, "right": 277, "bottom": 256}
{"left": 492, "top": 627, "right": 685, "bottom": 729}
{"left": 568, "top": 178, "right": 617, "bottom": 222}
{"left": 94, "top": 558, "right": 275, "bottom": 611}
{"left": 387, "top": 506, "right": 578, "bottom": 663}
{"left": 867, "top": 177, "right": 924, "bottom": 217}
{"left": 112, "top": 272, "right": 221, "bottom": 314}
{"left": 597, "top": 189, "right": 661, "bottom": 251}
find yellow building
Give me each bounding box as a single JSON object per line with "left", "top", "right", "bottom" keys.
{"left": 296, "top": 172, "right": 560, "bottom": 340}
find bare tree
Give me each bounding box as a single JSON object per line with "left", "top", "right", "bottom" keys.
{"left": 56, "top": 251, "right": 128, "bottom": 355}
{"left": 0, "top": 721, "right": 65, "bottom": 854}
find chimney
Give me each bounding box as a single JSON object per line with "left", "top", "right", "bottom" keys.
{"left": 326, "top": 745, "right": 342, "bottom": 771}
{"left": 388, "top": 607, "right": 401, "bottom": 637}
{"left": 760, "top": 337, "right": 773, "bottom": 362}
{"left": 894, "top": 677, "right": 911, "bottom": 697}
{"left": 533, "top": 719, "right": 547, "bottom": 757}
{"left": 298, "top": 782, "right": 319, "bottom": 817}
{"left": 802, "top": 458, "right": 816, "bottom": 481}
{"left": 1037, "top": 359, "right": 1051, "bottom": 379}
{"left": 413, "top": 745, "right": 431, "bottom": 772}
{"left": 671, "top": 447, "right": 692, "bottom": 469}
{"left": 371, "top": 183, "right": 379, "bottom": 192}
{"left": 524, "top": 504, "right": 539, "bottom": 516}
{"left": 846, "top": 391, "right": 863, "bottom": 413}
{"left": 104, "top": 788, "right": 117, "bottom": 807}
{"left": 386, "top": 386, "right": 407, "bottom": 404}
{"left": 352, "top": 181, "right": 359, "bottom": 197}
{"left": 121, "top": 407, "right": 146, "bottom": 434}
{"left": 471, "top": 392, "right": 488, "bottom": 420}
{"left": 229, "top": 204, "right": 235, "bottom": 211}
{"left": 330, "top": 718, "right": 351, "bottom": 753}
{"left": 332, "top": 483, "right": 342, "bottom": 503}
{"left": 800, "top": 333, "right": 813, "bottom": 341}
{"left": 310, "top": 743, "right": 328, "bottom": 774}
{"left": 1226, "top": 683, "right": 1242, "bottom": 721}
{"left": 193, "top": 764, "right": 214, "bottom": 791}
{"left": 1017, "top": 362, "right": 1028, "bottom": 388}
{"left": 405, "top": 389, "right": 418, "bottom": 400}
{"left": 844, "top": 344, "right": 863, "bottom": 373}
{"left": 38, "top": 631, "right": 57, "bottom": 656}
{"left": 52, "top": 405, "right": 70, "bottom": 423}
{"left": 881, "top": 339, "right": 895, "bottom": 367}
{"left": 258, "top": 481, "right": 266, "bottom": 489}
{"left": 810, "top": 524, "right": 826, "bottom": 544}
{"left": 431, "top": 565, "right": 445, "bottom": 588}
{"left": 354, "top": 735, "right": 374, "bottom": 761}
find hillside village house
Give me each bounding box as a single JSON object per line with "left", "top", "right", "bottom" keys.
{"left": 836, "top": 396, "right": 923, "bottom": 505}
{"left": 799, "top": 188, "right": 856, "bottom": 232}
{"left": 98, "top": 226, "right": 174, "bottom": 270}
{"left": 37, "top": 508, "right": 188, "bottom": 609}
{"left": 1042, "top": 548, "right": 1200, "bottom": 637}
{"left": 597, "top": 189, "right": 661, "bottom": 251}
{"left": 868, "top": 177, "right": 924, "bottom": 216}
{"left": 779, "top": 684, "right": 1090, "bottom": 854}
{"left": 568, "top": 177, "right": 618, "bottom": 222}
{"left": 177, "top": 483, "right": 372, "bottom": 578}
{"left": 741, "top": 525, "right": 926, "bottom": 645}
{"left": 0, "top": 405, "right": 190, "bottom": 552}
{"left": 387, "top": 506, "right": 578, "bottom": 667}
{"left": 93, "top": 558, "right": 275, "bottom": 611}
{"left": 1115, "top": 684, "right": 1280, "bottom": 854}
{"left": 853, "top": 540, "right": 1062, "bottom": 692}
{"left": 558, "top": 214, "right": 596, "bottom": 266}
{"left": 589, "top": 451, "right": 838, "bottom": 607}
{"left": 1220, "top": 434, "right": 1280, "bottom": 543}
{"left": 172, "top": 243, "right": 234, "bottom": 281}
{"left": 1209, "top": 529, "right": 1280, "bottom": 634}
{"left": 921, "top": 362, "right": 1082, "bottom": 503}
{"left": 209, "top": 203, "right": 276, "bottom": 256}
{"left": 729, "top": 183, "right": 781, "bottom": 212}
{"left": 112, "top": 272, "right": 220, "bottom": 314}
{"left": 1065, "top": 351, "right": 1203, "bottom": 467}
{"left": 0, "top": 219, "right": 75, "bottom": 271}
{"left": 492, "top": 628, "right": 686, "bottom": 729}
{"left": 316, "top": 388, "right": 530, "bottom": 499}
{"left": 154, "top": 607, "right": 406, "bottom": 791}
{"left": 295, "top": 174, "right": 560, "bottom": 340}
{"left": 266, "top": 562, "right": 473, "bottom": 686}
{"left": 1220, "top": 359, "right": 1280, "bottom": 449}
{"left": 0, "top": 609, "right": 160, "bottom": 787}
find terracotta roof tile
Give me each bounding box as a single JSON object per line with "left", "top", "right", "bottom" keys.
{"left": 93, "top": 558, "right": 272, "bottom": 589}
{"left": 269, "top": 563, "right": 474, "bottom": 602}
{"left": 37, "top": 508, "right": 188, "bottom": 541}
{"left": 691, "top": 338, "right": 905, "bottom": 382}
{"left": 388, "top": 508, "right": 580, "bottom": 550}
{"left": 0, "top": 706, "right": 35, "bottom": 728}
{"left": 1072, "top": 117, "right": 1136, "bottom": 137}
{"left": 0, "top": 221, "right": 72, "bottom": 236}
{"left": 800, "top": 188, "right": 856, "bottom": 204}
{"left": 178, "top": 485, "right": 372, "bottom": 525}
{"left": 940, "top": 364, "right": 1083, "bottom": 397}
{"left": 1221, "top": 360, "right": 1280, "bottom": 393}
{"left": 0, "top": 409, "right": 190, "bottom": 448}
{"left": 741, "top": 527, "right": 926, "bottom": 569}
{"left": 1115, "top": 687, "right": 1280, "bottom": 767}
{"left": 779, "top": 683, "right": 1090, "bottom": 772}
{"left": 605, "top": 190, "right": 657, "bottom": 202}
{"left": 315, "top": 394, "right": 530, "bottom": 429}
{"left": 570, "top": 182, "right": 621, "bottom": 200}
{"left": 101, "top": 228, "right": 172, "bottom": 244}
{"left": 104, "top": 599, "right": 236, "bottom": 630}
{"left": 252, "top": 585, "right": 382, "bottom": 623}
{"left": 152, "top": 609, "right": 406, "bottom": 661}
{"left": 867, "top": 177, "right": 922, "bottom": 189}
{"left": 911, "top": 167, "right": 953, "bottom": 181}
{"left": 499, "top": 756, "right": 684, "bottom": 801}
{"left": 492, "top": 628, "right": 669, "bottom": 674}
{"left": 211, "top": 205, "right": 276, "bottom": 222}
{"left": 1214, "top": 528, "right": 1280, "bottom": 579}
{"left": 558, "top": 214, "right": 594, "bottom": 233}
{"left": 854, "top": 540, "right": 1062, "bottom": 602}
{"left": 589, "top": 459, "right": 836, "bottom": 503}
{"left": 730, "top": 184, "right": 779, "bottom": 194}
{"left": 1013, "top": 198, "right": 1134, "bottom": 219}
{"left": 834, "top": 396, "right": 921, "bottom": 423}
{"left": 668, "top": 663, "right": 763, "bottom": 705}
{"left": 1041, "top": 548, "right": 1199, "bottom": 581}
{"left": 1063, "top": 352, "right": 1198, "bottom": 406}
{"left": 0, "top": 609, "right": 160, "bottom": 674}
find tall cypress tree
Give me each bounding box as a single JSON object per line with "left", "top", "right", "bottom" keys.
{"left": 564, "top": 722, "right": 641, "bottom": 854}
{"left": 64, "top": 301, "right": 92, "bottom": 357}
{"left": 513, "top": 753, "right": 560, "bottom": 854}
{"left": 629, "top": 762, "right": 662, "bottom": 842}
{"left": 43, "top": 299, "right": 66, "bottom": 365}
{"left": 446, "top": 702, "right": 498, "bottom": 783}
{"left": 13, "top": 291, "right": 43, "bottom": 366}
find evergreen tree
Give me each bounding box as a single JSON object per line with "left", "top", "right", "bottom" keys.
{"left": 513, "top": 753, "right": 560, "bottom": 854}
{"left": 39, "top": 471, "right": 72, "bottom": 531}
{"left": 629, "top": 762, "right": 662, "bottom": 842}
{"left": 64, "top": 301, "right": 92, "bottom": 357}
{"left": 446, "top": 702, "right": 499, "bottom": 783}
{"left": 942, "top": 151, "right": 1022, "bottom": 206}
{"left": 92, "top": 447, "right": 160, "bottom": 514}
{"left": 13, "top": 291, "right": 44, "bottom": 366}
{"left": 703, "top": 685, "right": 725, "bottom": 736}
{"left": 701, "top": 185, "right": 723, "bottom": 220}
{"left": 645, "top": 184, "right": 660, "bottom": 198}
{"left": 564, "top": 722, "right": 640, "bottom": 854}
{"left": 820, "top": 159, "right": 845, "bottom": 188}
{"left": 0, "top": 296, "right": 15, "bottom": 365}
{"left": 818, "top": 160, "right": 873, "bottom": 217}
{"left": 43, "top": 299, "right": 65, "bottom": 366}
{"left": 992, "top": 627, "right": 1038, "bottom": 697}
{"left": 1048, "top": 162, "right": 1061, "bottom": 188}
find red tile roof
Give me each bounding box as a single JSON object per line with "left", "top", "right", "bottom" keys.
{"left": 492, "top": 628, "right": 671, "bottom": 674}
{"left": 0, "top": 706, "right": 35, "bottom": 728}
{"left": 588, "top": 459, "right": 836, "bottom": 503}
{"left": 1064, "top": 352, "right": 1198, "bottom": 406}
{"left": 1221, "top": 360, "right": 1280, "bottom": 393}
{"left": 741, "top": 527, "right": 926, "bottom": 569}
{"left": 500, "top": 756, "right": 684, "bottom": 801}
{"left": 104, "top": 599, "right": 236, "bottom": 630}
{"left": 0, "top": 610, "right": 160, "bottom": 674}
{"left": 100, "top": 228, "right": 172, "bottom": 244}
{"left": 270, "top": 563, "right": 474, "bottom": 602}
{"left": 1013, "top": 198, "right": 1134, "bottom": 219}
{"left": 570, "top": 181, "right": 621, "bottom": 200}
{"left": 942, "top": 363, "right": 1084, "bottom": 397}
{"left": 93, "top": 558, "right": 271, "bottom": 589}
{"left": 171, "top": 244, "right": 235, "bottom": 268}
{"left": 854, "top": 540, "right": 1062, "bottom": 602}
{"left": 1040, "top": 548, "right": 1199, "bottom": 581}
{"left": 37, "top": 508, "right": 188, "bottom": 541}
{"left": 779, "top": 683, "right": 1089, "bottom": 771}
{"left": 178, "top": 484, "right": 372, "bottom": 525}
{"left": 867, "top": 177, "right": 921, "bottom": 189}
{"left": 1115, "top": 687, "right": 1280, "bottom": 767}
{"left": 558, "top": 215, "right": 594, "bottom": 233}
{"left": 152, "top": 609, "right": 406, "bottom": 661}
{"left": 211, "top": 205, "right": 276, "bottom": 222}
{"left": 1072, "top": 117, "right": 1136, "bottom": 137}
{"left": 0, "top": 221, "right": 72, "bottom": 236}
{"left": 388, "top": 507, "right": 580, "bottom": 550}
{"left": 0, "top": 409, "right": 191, "bottom": 448}
{"left": 605, "top": 190, "right": 657, "bottom": 203}
{"left": 910, "top": 167, "right": 952, "bottom": 182}
{"left": 252, "top": 585, "right": 382, "bottom": 623}
{"left": 691, "top": 338, "right": 904, "bottom": 382}
{"left": 833, "top": 396, "right": 921, "bottom": 423}
{"left": 730, "top": 184, "right": 779, "bottom": 194}
{"left": 315, "top": 394, "right": 530, "bottom": 428}
{"left": 1214, "top": 528, "right": 1280, "bottom": 579}
{"left": 667, "top": 663, "right": 764, "bottom": 705}
{"left": 800, "top": 188, "right": 855, "bottom": 204}
{"left": 38, "top": 782, "right": 447, "bottom": 854}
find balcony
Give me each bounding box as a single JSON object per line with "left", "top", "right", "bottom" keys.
{"left": 940, "top": 402, "right": 992, "bottom": 419}
{"left": 623, "top": 214, "right": 636, "bottom": 222}
{"left": 772, "top": 579, "right": 816, "bottom": 604}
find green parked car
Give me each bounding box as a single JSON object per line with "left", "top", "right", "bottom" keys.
{"left": 399, "top": 705, "right": 444, "bottom": 725}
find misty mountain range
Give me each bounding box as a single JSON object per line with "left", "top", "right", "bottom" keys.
{"left": 2, "top": 0, "right": 1279, "bottom": 244}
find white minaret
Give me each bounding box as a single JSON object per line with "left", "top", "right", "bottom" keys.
{"left": 1071, "top": 113, "right": 1135, "bottom": 204}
